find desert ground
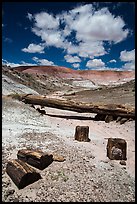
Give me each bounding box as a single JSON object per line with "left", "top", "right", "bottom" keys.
{"left": 2, "top": 66, "right": 135, "bottom": 202}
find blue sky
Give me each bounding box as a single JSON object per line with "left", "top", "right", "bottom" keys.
{"left": 2, "top": 2, "right": 135, "bottom": 70}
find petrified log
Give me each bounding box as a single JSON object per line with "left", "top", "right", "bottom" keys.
{"left": 74, "top": 126, "right": 90, "bottom": 142}
{"left": 20, "top": 95, "right": 135, "bottom": 119}
{"left": 17, "top": 149, "right": 53, "bottom": 170}
{"left": 107, "top": 138, "right": 127, "bottom": 160}
{"left": 6, "top": 159, "right": 41, "bottom": 189}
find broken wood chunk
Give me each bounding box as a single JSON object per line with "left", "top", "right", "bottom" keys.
{"left": 74, "top": 126, "right": 90, "bottom": 142}
{"left": 17, "top": 149, "right": 53, "bottom": 170}
{"left": 52, "top": 154, "right": 65, "bottom": 162}
{"left": 107, "top": 138, "right": 127, "bottom": 160}
{"left": 6, "top": 159, "right": 41, "bottom": 189}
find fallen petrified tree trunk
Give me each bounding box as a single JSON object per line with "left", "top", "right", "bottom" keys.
{"left": 20, "top": 94, "right": 135, "bottom": 119}
{"left": 6, "top": 159, "right": 41, "bottom": 189}
{"left": 17, "top": 149, "right": 53, "bottom": 170}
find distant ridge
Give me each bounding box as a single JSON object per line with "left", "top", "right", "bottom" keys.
{"left": 12, "top": 65, "right": 135, "bottom": 85}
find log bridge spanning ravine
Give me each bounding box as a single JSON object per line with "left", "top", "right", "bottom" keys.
{"left": 19, "top": 94, "right": 135, "bottom": 120}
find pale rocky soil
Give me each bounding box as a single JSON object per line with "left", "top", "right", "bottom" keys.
{"left": 2, "top": 72, "right": 135, "bottom": 202}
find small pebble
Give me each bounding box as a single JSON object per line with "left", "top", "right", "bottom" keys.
{"left": 120, "top": 160, "right": 126, "bottom": 165}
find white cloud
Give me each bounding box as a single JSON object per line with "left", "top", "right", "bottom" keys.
{"left": 120, "top": 49, "right": 135, "bottom": 62}
{"left": 22, "top": 43, "right": 45, "bottom": 53}
{"left": 122, "top": 62, "right": 135, "bottom": 70}
{"left": 86, "top": 59, "right": 105, "bottom": 69}
{"left": 34, "top": 12, "right": 59, "bottom": 29}
{"left": 25, "top": 4, "right": 130, "bottom": 63}
{"left": 27, "top": 13, "right": 33, "bottom": 21}
{"left": 2, "top": 59, "right": 37, "bottom": 67}
{"left": 120, "top": 49, "right": 135, "bottom": 70}
{"left": 72, "top": 63, "right": 80, "bottom": 68}
{"left": 32, "top": 57, "right": 55, "bottom": 66}
{"left": 66, "top": 41, "right": 106, "bottom": 58}
{"left": 64, "top": 55, "right": 81, "bottom": 63}
{"left": 62, "top": 5, "right": 129, "bottom": 43}
{"left": 109, "top": 59, "right": 116, "bottom": 63}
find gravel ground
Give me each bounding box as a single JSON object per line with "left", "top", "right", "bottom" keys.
{"left": 2, "top": 97, "right": 135, "bottom": 202}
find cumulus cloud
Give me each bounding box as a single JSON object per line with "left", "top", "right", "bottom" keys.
{"left": 120, "top": 49, "right": 135, "bottom": 62}
{"left": 32, "top": 57, "right": 55, "bottom": 66}
{"left": 120, "top": 49, "right": 135, "bottom": 70}
{"left": 86, "top": 59, "right": 105, "bottom": 69}
{"left": 26, "top": 3, "right": 129, "bottom": 60}
{"left": 22, "top": 43, "right": 45, "bottom": 53}
{"left": 122, "top": 62, "right": 135, "bottom": 70}
{"left": 34, "top": 12, "right": 59, "bottom": 29}
{"left": 64, "top": 55, "right": 81, "bottom": 63}
{"left": 61, "top": 5, "right": 129, "bottom": 43}
{"left": 109, "top": 59, "right": 116, "bottom": 63}
{"left": 66, "top": 41, "right": 106, "bottom": 58}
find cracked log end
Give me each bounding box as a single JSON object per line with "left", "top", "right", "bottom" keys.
{"left": 6, "top": 159, "right": 41, "bottom": 189}
{"left": 74, "top": 126, "right": 90, "bottom": 142}
{"left": 107, "top": 138, "right": 127, "bottom": 160}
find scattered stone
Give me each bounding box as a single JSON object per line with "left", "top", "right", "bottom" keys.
{"left": 5, "top": 189, "right": 15, "bottom": 197}
{"left": 116, "top": 116, "right": 122, "bottom": 123}
{"left": 36, "top": 108, "right": 46, "bottom": 115}
{"left": 120, "top": 160, "right": 126, "bottom": 165}
{"left": 120, "top": 118, "right": 128, "bottom": 125}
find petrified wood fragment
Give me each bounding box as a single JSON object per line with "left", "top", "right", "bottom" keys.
{"left": 74, "top": 126, "right": 90, "bottom": 142}
{"left": 107, "top": 138, "right": 127, "bottom": 160}
{"left": 52, "top": 153, "right": 65, "bottom": 162}
{"left": 17, "top": 149, "right": 53, "bottom": 170}
{"left": 6, "top": 159, "right": 41, "bottom": 189}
